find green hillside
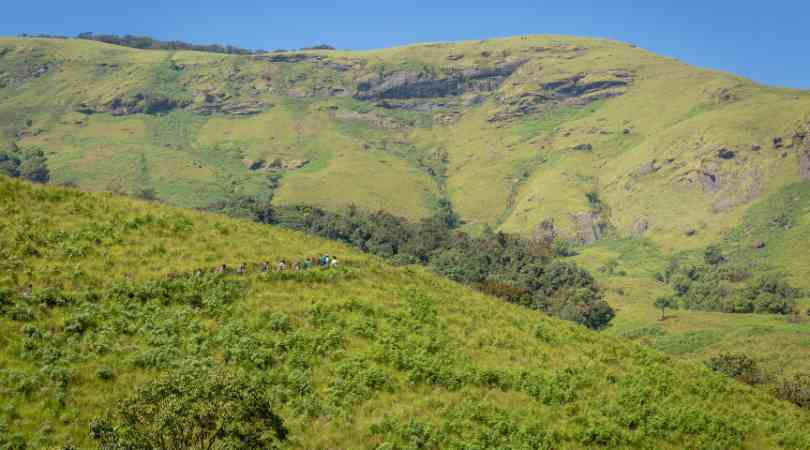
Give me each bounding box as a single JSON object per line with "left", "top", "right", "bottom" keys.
{"left": 3, "top": 35, "right": 809, "bottom": 240}
{"left": 1, "top": 177, "right": 810, "bottom": 449}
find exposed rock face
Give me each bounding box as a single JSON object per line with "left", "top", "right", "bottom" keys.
{"left": 242, "top": 159, "right": 266, "bottom": 171}
{"left": 489, "top": 71, "right": 633, "bottom": 122}
{"left": 76, "top": 94, "right": 190, "bottom": 116}
{"left": 717, "top": 148, "right": 736, "bottom": 160}
{"left": 253, "top": 53, "right": 325, "bottom": 63}
{"left": 532, "top": 218, "right": 557, "bottom": 244}
{"left": 285, "top": 159, "right": 309, "bottom": 170}
{"left": 801, "top": 149, "right": 810, "bottom": 181}
{"left": 573, "top": 143, "right": 593, "bottom": 151}
{"left": 773, "top": 137, "right": 784, "bottom": 149}
{"left": 635, "top": 160, "right": 661, "bottom": 177}
{"left": 753, "top": 240, "right": 766, "bottom": 250}
{"left": 632, "top": 218, "right": 649, "bottom": 236}
{"left": 265, "top": 159, "right": 310, "bottom": 171}
{"left": 570, "top": 212, "right": 608, "bottom": 244}
{"left": 354, "top": 60, "right": 527, "bottom": 101}
{"left": 699, "top": 171, "right": 720, "bottom": 193}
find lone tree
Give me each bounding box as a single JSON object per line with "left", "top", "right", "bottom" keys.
{"left": 90, "top": 366, "right": 288, "bottom": 449}
{"left": 654, "top": 296, "right": 678, "bottom": 321}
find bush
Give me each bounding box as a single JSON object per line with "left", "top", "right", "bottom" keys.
{"left": 774, "top": 373, "right": 810, "bottom": 409}
{"left": 704, "top": 245, "right": 725, "bottom": 266}
{"left": 95, "top": 367, "right": 114, "bottom": 381}
{"left": 90, "top": 367, "right": 288, "bottom": 449}
{"left": 0, "top": 148, "right": 49, "bottom": 183}
{"left": 665, "top": 247, "right": 799, "bottom": 315}
{"left": 707, "top": 353, "right": 764, "bottom": 385}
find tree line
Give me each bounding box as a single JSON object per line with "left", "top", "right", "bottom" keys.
{"left": 210, "top": 196, "right": 614, "bottom": 329}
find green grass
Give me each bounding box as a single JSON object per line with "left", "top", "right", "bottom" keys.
{"left": 4, "top": 34, "right": 810, "bottom": 421}
{"left": 3, "top": 177, "right": 810, "bottom": 449}
{"left": 4, "top": 35, "right": 809, "bottom": 235}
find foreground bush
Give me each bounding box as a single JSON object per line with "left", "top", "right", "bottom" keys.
{"left": 775, "top": 373, "right": 810, "bottom": 409}
{"left": 90, "top": 367, "right": 288, "bottom": 449}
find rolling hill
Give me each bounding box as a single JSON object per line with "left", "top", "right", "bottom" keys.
{"left": 2, "top": 35, "right": 809, "bottom": 244}
{"left": 3, "top": 33, "right": 810, "bottom": 415}
{"left": 1, "top": 177, "right": 810, "bottom": 449}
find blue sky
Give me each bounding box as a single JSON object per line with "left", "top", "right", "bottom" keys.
{"left": 3, "top": 0, "right": 808, "bottom": 88}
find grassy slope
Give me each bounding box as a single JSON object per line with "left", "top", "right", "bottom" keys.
{"left": 4, "top": 35, "right": 809, "bottom": 236}
{"left": 3, "top": 35, "right": 810, "bottom": 396}
{"left": 2, "top": 177, "right": 810, "bottom": 449}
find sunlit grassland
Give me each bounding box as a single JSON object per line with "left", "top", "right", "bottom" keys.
{"left": 2, "top": 178, "right": 810, "bottom": 449}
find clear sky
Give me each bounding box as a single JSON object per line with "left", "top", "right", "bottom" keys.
{"left": 3, "top": 0, "right": 808, "bottom": 89}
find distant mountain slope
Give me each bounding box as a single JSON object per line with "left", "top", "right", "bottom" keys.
{"left": 2, "top": 35, "right": 809, "bottom": 248}
{"left": 1, "top": 176, "right": 810, "bottom": 449}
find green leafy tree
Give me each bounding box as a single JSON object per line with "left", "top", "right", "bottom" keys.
{"left": 654, "top": 296, "right": 678, "bottom": 320}
{"left": 90, "top": 367, "right": 287, "bottom": 449}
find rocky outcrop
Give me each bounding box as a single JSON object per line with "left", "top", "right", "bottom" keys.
{"left": 717, "top": 148, "right": 736, "bottom": 160}
{"left": 532, "top": 218, "right": 557, "bottom": 244}
{"left": 635, "top": 160, "right": 661, "bottom": 177}
{"left": 353, "top": 59, "right": 527, "bottom": 101}
{"left": 699, "top": 171, "right": 720, "bottom": 193}
{"left": 488, "top": 71, "right": 633, "bottom": 122}
{"left": 632, "top": 218, "right": 649, "bottom": 236}
{"left": 570, "top": 212, "right": 608, "bottom": 244}
{"left": 76, "top": 93, "right": 190, "bottom": 116}
{"left": 253, "top": 53, "right": 325, "bottom": 63}
{"left": 801, "top": 148, "right": 810, "bottom": 181}
{"left": 264, "top": 158, "right": 310, "bottom": 171}
{"left": 242, "top": 159, "right": 266, "bottom": 171}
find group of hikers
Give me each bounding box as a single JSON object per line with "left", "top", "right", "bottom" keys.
{"left": 186, "top": 254, "right": 339, "bottom": 278}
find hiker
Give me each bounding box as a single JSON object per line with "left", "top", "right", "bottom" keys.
{"left": 194, "top": 268, "right": 203, "bottom": 278}
{"left": 260, "top": 261, "right": 269, "bottom": 273}
{"left": 330, "top": 257, "right": 338, "bottom": 269}
{"left": 216, "top": 264, "right": 227, "bottom": 274}
{"left": 325, "top": 255, "right": 331, "bottom": 268}
{"left": 303, "top": 259, "right": 312, "bottom": 270}
{"left": 22, "top": 283, "right": 33, "bottom": 298}
{"left": 278, "top": 260, "right": 287, "bottom": 272}
{"left": 237, "top": 263, "right": 246, "bottom": 275}
{"left": 294, "top": 261, "right": 302, "bottom": 271}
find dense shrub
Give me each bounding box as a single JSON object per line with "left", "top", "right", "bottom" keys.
{"left": 774, "top": 373, "right": 810, "bottom": 409}
{"left": 707, "top": 353, "right": 765, "bottom": 385}
{"left": 0, "top": 147, "right": 49, "bottom": 183}
{"left": 662, "top": 249, "right": 799, "bottom": 315}
{"left": 90, "top": 367, "right": 288, "bottom": 449}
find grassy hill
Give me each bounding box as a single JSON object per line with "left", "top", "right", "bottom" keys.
{"left": 3, "top": 35, "right": 809, "bottom": 240}
{"left": 2, "top": 177, "right": 810, "bottom": 449}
